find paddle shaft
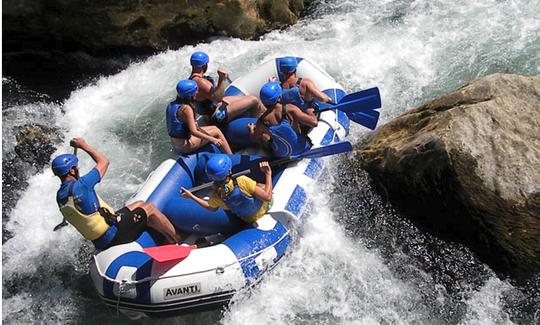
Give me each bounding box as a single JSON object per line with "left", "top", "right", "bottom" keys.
{"left": 187, "top": 141, "right": 352, "bottom": 193}
{"left": 188, "top": 157, "right": 290, "bottom": 193}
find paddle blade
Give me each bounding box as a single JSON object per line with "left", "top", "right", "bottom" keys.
{"left": 347, "top": 110, "right": 380, "bottom": 130}
{"left": 295, "top": 141, "right": 353, "bottom": 159}
{"left": 143, "top": 244, "right": 194, "bottom": 263}
{"left": 340, "top": 87, "right": 381, "bottom": 106}
{"left": 335, "top": 94, "right": 381, "bottom": 115}
{"left": 315, "top": 87, "right": 381, "bottom": 115}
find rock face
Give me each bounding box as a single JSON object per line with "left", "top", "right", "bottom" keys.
{"left": 3, "top": 0, "right": 307, "bottom": 54}
{"left": 2, "top": 124, "right": 64, "bottom": 243}
{"left": 355, "top": 74, "right": 540, "bottom": 280}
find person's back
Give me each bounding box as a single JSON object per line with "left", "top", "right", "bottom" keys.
{"left": 250, "top": 82, "right": 311, "bottom": 158}
{"left": 55, "top": 163, "right": 114, "bottom": 242}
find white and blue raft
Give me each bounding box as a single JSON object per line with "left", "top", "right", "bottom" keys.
{"left": 89, "top": 57, "right": 381, "bottom": 319}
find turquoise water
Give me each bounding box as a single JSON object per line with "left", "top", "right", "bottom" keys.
{"left": 2, "top": 0, "right": 539, "bottom": 323}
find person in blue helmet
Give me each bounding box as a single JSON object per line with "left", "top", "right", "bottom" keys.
{"left": 189, "top": 51, "right": 265, "bottom": 127}
{"left": 52, "top": 137, "right": 179, "bottom": 249}
{"left": 278, "top": 56, "right": 332, "bottom": 108}
{"left": 248, "top": 82, "right": 312, "bottom": 158}
{"left": 274, "top": 56, "right": 334, "bottom": 132}
{"left": 181, "top": 155, "right": 272, "bottom": 224}
{"left": 166, "top": 79, "right": 233, "bottom": 154}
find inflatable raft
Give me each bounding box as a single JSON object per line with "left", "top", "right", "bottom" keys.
{"left": 89, "top": 57, "right": 351, "bottom": 319}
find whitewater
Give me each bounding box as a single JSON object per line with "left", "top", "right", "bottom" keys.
{"left": 2, "top": 0, "right": 539, "bottom": 323}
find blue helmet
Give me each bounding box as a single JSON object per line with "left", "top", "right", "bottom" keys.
{"left": 260, "top": 82, "right": 282, "bottom": 106}
{"left": 206, "top": 154, "right": 232, "bottom": 181}
{"left": 190, "top": 51, "right": 209, "bottom": 68}
{"left": 176, "top": 80, "right": 198, "bottom": 98}
{"left": 52, "top": 153, "right": 79, "bottom": 176}
{"left": 280, "top": 57, "right": 298, "bottom": 73}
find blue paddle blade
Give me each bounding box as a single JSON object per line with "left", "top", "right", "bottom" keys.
{"left": 347, "top": 110, "right": 380, "bottom": 130}
{"left": 340, "top": 87, "right": 381, "bottom": 108}
{"left": 316, "top": 87, "right": 382, "bottom": 115}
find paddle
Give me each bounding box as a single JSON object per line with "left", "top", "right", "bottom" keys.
{"left": 348, "top": 110, "right": 380, "bottom": 130}
{"left": 143, "top": 244, "right": 196, "bottom": 263}
{"left": 53, "top": 147, "right": 78, "bottom": 231}
{"left": 315, "top": 87, "right": 382, "bottom": 130}
{"left": 187, "top": 141, "right": 353, "bottom": 193}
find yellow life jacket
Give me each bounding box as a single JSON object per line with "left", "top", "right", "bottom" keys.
{"left": 59, "top": 194, "right": 114, "bottom": 241}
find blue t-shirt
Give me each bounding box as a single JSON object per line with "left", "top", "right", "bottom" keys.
{"left": 56, "top": 168, "right": 102, "bottom": 214}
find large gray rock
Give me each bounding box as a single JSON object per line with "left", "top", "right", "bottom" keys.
{"left": 3, "top": 0, "right": 308, "bottom": 53}
{"left": 355, "top": 74, "right": 540, "bottom": 280}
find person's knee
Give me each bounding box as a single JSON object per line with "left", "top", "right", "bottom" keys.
{"left": 145, "top": 202, "right": 158, "bottom": 215}
{"left": 247, "top": 95, "right": 259, "bottom": 106}
{"left": 127, "top": 200, "right": 144, "bottom": 210}
{"left": 213, "top": 128, "right": 226, "bottom": 138}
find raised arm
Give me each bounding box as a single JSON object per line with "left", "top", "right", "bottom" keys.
{"left": 193, "top": 68, "right": 228, "bottom": 102}
{"left": 252, "top": 162, "right": 273, "bottom": 201}
{"left": 70, "top": 137, "right": 109, "bottom": 178}
{"left": 210, "top": 67, "right": 228, "bottom": 102}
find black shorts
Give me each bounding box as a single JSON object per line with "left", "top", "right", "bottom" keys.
{"left": 109, "top": 207, "right": 148, "bottom": 246}
{"left": 211, "top": 101, "right": 228, "bottom": 127}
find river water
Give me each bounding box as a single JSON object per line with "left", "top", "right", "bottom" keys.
{"left": 2, "top": 0, "right": 539, "bottom": 324}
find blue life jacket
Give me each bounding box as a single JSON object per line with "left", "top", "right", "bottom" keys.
{"left": 281, "top": 78, "right": 309, "bottom": 111}
{"left": 266, "top": 105, "right": 311, "bottom": 158}
{"left": 223, "top": 179, "right": 263, "bottom": 221}
{"left": 166, "top": 101, "right": 190, "bottom": 139}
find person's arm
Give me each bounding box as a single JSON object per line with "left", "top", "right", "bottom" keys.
{"left": 180, "top": 187, "right": 218, "bottom": 212}
{"left": 194, "top": 68, "right": 228, "bottom": 102}
{"left": 70, "top": 137, "right": 109, "bottom": 178}
{"left": 179, "top": 105, "right": 224, "bottom": 147}
{"left": 287, "top": 104, "right": 318, "bottom": 128}
{"left": 210, "top": 67, "right": 228, "bottom": 102}
{"left": 248, "top": 122, "right": 273, "bottom": 147}
{"left": 301, "top": 79, "right": 331, "bottom": 103}
{"left": 252, "top": 162, "right": 272, "bottom": 201}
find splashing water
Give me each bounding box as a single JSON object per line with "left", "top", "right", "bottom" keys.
{"left": 3, "top": 0, "right": 539, "bottom": 323}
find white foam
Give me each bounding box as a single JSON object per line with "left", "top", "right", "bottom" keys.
{"left": 3, "top": 0, "right": 539, "bottom": 322}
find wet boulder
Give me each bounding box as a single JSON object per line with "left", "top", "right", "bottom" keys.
{"left": 3, "top": 0, "right": 308, "bottom": 54}
{"left": 355, "top": 74, "right": 540, "bottom": 280}
{"left": 14, "top": 124, "right": 64, "bottom": 167}
{"left": 2, "top": 123, "right": 63, "bottom": 242}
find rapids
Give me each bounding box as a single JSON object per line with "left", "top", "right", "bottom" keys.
{"left": 2, "top": 0, "right": 539, "bottom": 323}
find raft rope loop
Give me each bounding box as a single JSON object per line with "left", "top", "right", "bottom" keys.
{"left": 116, "top": 280, "right": 128, "bottom": 317}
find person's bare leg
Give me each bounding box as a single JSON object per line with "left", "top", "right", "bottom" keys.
{"left": 182, "top": 137, "right": 207, "bottom": 154}
{"left": 142, "top": 203, "right": 179, "bottom": 244}
{"left": 201, "top": 125, "right": 233, "bottom": 154}
{"left": 222, "top": 96, "right": 264, "bottom": 120}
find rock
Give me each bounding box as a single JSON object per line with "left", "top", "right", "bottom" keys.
{"left": 14, "top": 124, "right": 64, "bottom": 167}
{"left": 355, "top": 73, "right": 540, "bottom": 280}
{"left": 3, "top": 0, "right": 309, "bottom": 55}
{"left": 2, "top": 124, "right": 63, "bottom": 243}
